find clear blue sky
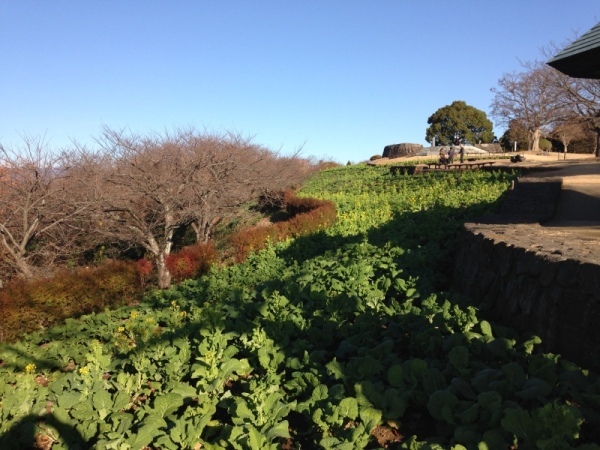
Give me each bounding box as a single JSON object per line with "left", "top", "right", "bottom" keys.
{"left": 1, "top": 1, "right": 598, "bottom": 163}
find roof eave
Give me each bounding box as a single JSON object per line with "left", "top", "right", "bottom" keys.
{"left": 547, "top": 45, "right": 600, "bottom": 79}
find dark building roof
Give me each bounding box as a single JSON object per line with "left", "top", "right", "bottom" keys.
{"left": 547, "top": 21, "right": 600, "bottom": 79}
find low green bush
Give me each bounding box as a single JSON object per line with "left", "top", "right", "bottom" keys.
{"left": 539, "top": 138, "right": 553, "bottom": 151}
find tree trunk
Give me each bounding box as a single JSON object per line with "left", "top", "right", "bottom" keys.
{"left": 0, "top": 226, "right": 36, "bottom": 280}
{"left": 155, "top": 252, "right": 172, "bottom": 289}
{"left": 191, "top": 221, "right": 209, "bottom": 243}
{"left": 192, "top": 217, "right": 221, "bottom": 243}
{"left": 2, "top": 239, "right": 35, "bottom": 279}
{"left": 15, "top": 257, "right": 34, "bottom": 279}
{"left": 531, "top": 128, "right": 541, "bottom": 152}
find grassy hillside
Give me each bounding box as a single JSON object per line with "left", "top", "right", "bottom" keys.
{"left": 1, "top": 165, "right": 599, "bottom": 449}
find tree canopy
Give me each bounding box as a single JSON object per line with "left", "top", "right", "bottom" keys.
{"left": 490, "top": 62, "right": 565, "bottom": 152}
{"left": 0, "top": 137, "right": 93, "bottom": 281}
{"left": 0, "top": 128, "right": 316, "bottom": 289}
{"left": 425, "top": 100, "right": 495, "bottom": 146}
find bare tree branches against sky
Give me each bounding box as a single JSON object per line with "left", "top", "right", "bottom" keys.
{"left": 1, "top": 1, "right": 599, "bottom": 163}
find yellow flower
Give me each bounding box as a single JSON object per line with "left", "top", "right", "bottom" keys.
{"left": 117, "top": 326, "right": 125, "bottom": 333}
{"left": 78, "top": 367, "right": 90, "bottom": 376}
{"left": 130, "top": 311, "right": 139, "bottom": 319}
{"left": 24, "top": 363, "right": 36, "bottom": 374}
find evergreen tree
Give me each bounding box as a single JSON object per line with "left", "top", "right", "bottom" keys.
{"left": 425, "top": 100, "right": 494, "bottom": 146}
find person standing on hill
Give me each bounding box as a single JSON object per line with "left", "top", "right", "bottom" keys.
{"left": 439, "top": 147, "right": 448, "bottom": 165}
{"left": 459, "top": 145, "right": 465, "bottom": 163}
{"left": 448, "top": 146, "right": 456, "bottom": 164}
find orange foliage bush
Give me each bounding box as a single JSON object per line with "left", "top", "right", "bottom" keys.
{"left": 136, "top": 258, "right": 153, "bottom": 287}
{"left": 284, "top": 190, "right": 325, "bottom": 217}
{"left": 228, "top": 223, "right": 286, "bottom": 264}
{"left": 165, "top": 242, "right": 218, "bottom": 282}
{"left": 285, "top": 199, "right": 337, "bottom": 236}
{"left": 228, "top": 193, "right": 336, "bottom": 263}
{"left": 0, "top": 260, "right": 142, "bottom": 342}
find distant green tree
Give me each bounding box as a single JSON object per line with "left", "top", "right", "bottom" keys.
{"left": 499, "top": 119, "right": 530, "bottom": 151}
{"left": 425, "top": 100, "right": 495, "bottom": 146}
{"left": 539, "top": 138, "right": 552, "bottom": 151}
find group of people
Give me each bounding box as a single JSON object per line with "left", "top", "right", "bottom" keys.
{"left": 439, "top": 145, "right": 465, "bottom": 165}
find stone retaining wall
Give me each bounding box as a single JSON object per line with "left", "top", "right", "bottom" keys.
{"left": 453, "top": 176, "right": 600, "bottom": 371}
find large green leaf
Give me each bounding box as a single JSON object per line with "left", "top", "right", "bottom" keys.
{"left": 387, "top": 364, "right": 404, "bottom": 388}
{"left": 231, "top": 398, "right": 255, "bottom": 425}
{"left": 325, "top": 358, "right": 345, "bottom": 381}
{"left": 56, "top": 391, "right": 83, "bottom": 410}
{"left": 449, "top": 345, "right": 469, "bottom": 371}
{"left": 479, "top": 320, "right": 493, "bottom": 338}
{"left": 311, "top": 384, "right": 329, "bottom": 402}
{"left": 70, "top": 400, "right": 95, "bottom": 421}
{"left": 153, "top": 392, "right": 184, "bottom": 418}
{"left": 359, "top": 406, "right": 382, "bottom": 432}
{"left": 427, "top": 390, "right": 459, "bottom": 424}
{"left": 128, "top": 422, "right": 165, "bottom": 449}
{"left": 477, "top": 391, "right": 502, "bottom": 426}
{"left": 501, "top": 407, "right": 534, "bottom": 439}
{"left": 516, "top": 378, "right": 553, "bottom": 401}
{"left": 265, "top": 420, "right": 291, "bottom": 440}
{"left": 247, "top": 424, "right": 264, "bottom": 450}
{"left": 92, "top": 389, "right": 113, "bottom": 419}
{"left": 337, "top": 397, "right": 358, "bottom": 420}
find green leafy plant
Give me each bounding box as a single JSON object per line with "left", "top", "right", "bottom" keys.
{"left": 3, "top": 165, "right": 600, "bottom": 449}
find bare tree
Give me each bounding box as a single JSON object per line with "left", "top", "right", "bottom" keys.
{"left": 491, "top": 61, "right": 564, "bottom": 152}
{"left": 538, "top": 38, "right": 600, "bottom": 157}
{"left": 186, "top": 133, "right": 264, "bottom": 243}
{"left": 0, "top": 137, "right": 93, "bottom": 282}
{"left": 547, "top": 70, "right": 600, "bottom": 157}
{"left": 87, "top": 127, "right": 305, "bottom": 288}
{"left": 87, "top": 127, "right": 206, "bottom": 288}
{"left": 551, "top": 120, "right": 587, "bottom": 159}
{"left": 187, "top": 134, "right": 312, "bottom": 243}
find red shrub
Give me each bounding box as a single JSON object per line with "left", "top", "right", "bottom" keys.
{"left": 228, "top": 225, "right": 284, "bottom": 263}
{"left": 284, "top": 191, "right": 325, "bottom": 217}
{"left": 285, "top": 201, "right": 337, "bottom": 237}
{"left": 165, "top": 242, "right": 217, "bottom": 282}
{"left": 136, "top": 258, "right": 153, "bottom": 287}
{"left": 0, "top": 260, "right": 142, "bottom": 343}
{"left": 227, "top": 194, "right": 337, "bottom": 263}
